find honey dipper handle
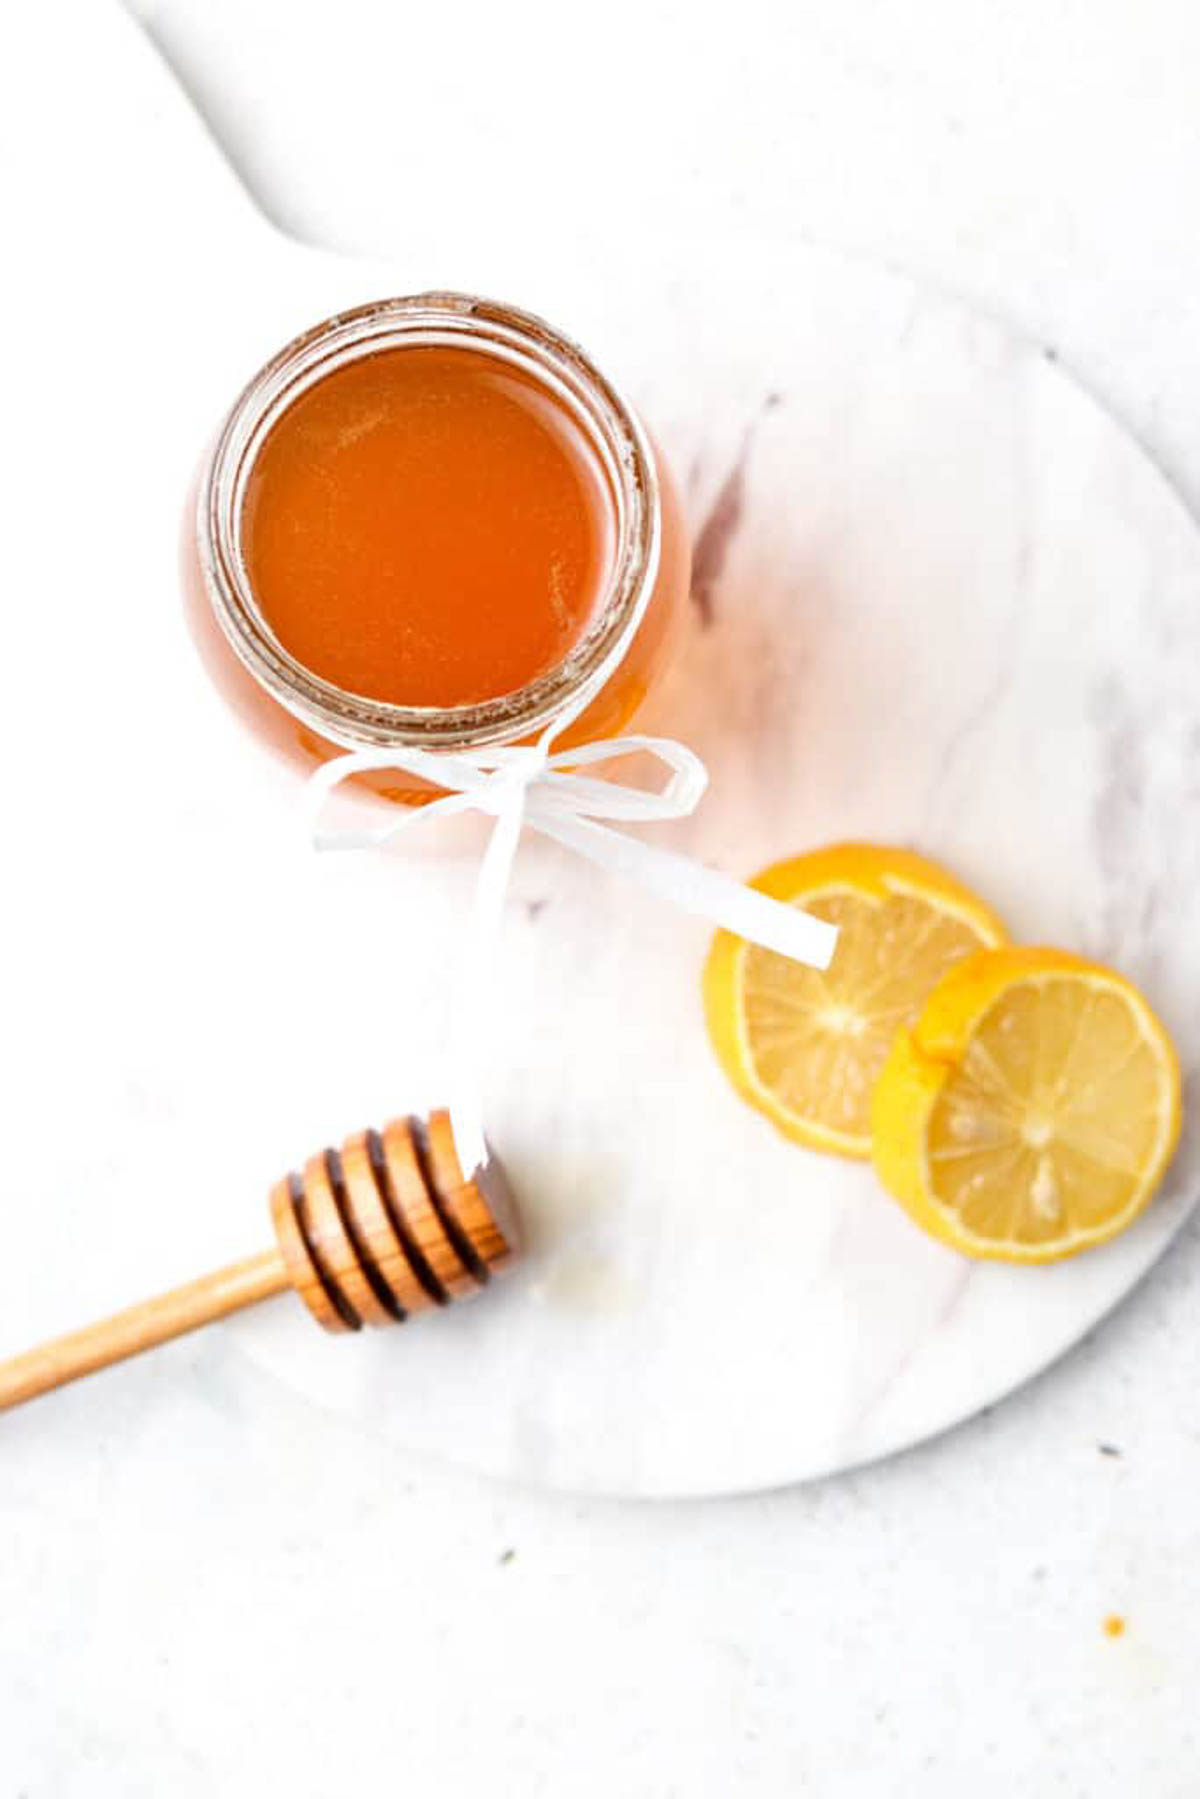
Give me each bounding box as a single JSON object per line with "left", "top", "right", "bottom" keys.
{"left": 0, "top": 1248, "right": 289, "bottom": 1412}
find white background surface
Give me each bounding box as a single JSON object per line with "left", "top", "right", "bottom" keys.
{"left": 4, "top": 1, "right": 1200, "bottom": 1791}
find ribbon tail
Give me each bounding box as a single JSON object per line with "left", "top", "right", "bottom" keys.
{"left": 528, "top": 809, "right": 838, "bottom": 969}
{"left": 447, "top": 791, "right": 528, "bottom": 1177}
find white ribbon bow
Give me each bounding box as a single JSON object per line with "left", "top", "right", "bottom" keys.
{"left": 308, "top": 719, "right": 837, "bottom": 1173}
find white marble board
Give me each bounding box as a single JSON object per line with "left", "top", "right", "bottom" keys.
{"left": 3, "top": 3, "right": 1198, "bottom": 1495}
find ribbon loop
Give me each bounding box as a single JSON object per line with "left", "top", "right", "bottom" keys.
{"left": 307, "top": 727, "right": 837, "bottom": 1173}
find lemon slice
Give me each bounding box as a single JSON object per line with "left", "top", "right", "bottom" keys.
{"left": 703, "top": 844, "right": 1006, "bottom": 1157}
{"left": 871, "top": 946, "right": 1182, "bottom": 1261}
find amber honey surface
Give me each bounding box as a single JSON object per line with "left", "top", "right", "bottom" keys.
{"left": 241, "top": 344, "right": 615, "bottom": 707}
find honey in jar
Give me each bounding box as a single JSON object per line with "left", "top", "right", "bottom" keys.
{"left": 190, "top": 294, "right": 689, "bottom": 780}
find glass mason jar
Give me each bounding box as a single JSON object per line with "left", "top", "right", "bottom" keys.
{"left": 186, "top": 293, "right": 690, "bottom": 796}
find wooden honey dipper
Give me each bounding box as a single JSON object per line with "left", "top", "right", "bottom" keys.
{"left": 0, "top": 1109, "right": 518, "bottom": 1412}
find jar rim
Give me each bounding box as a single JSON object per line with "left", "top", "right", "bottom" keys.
{"left": 196, "top": 292, "right": 661, "bottom": 751}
